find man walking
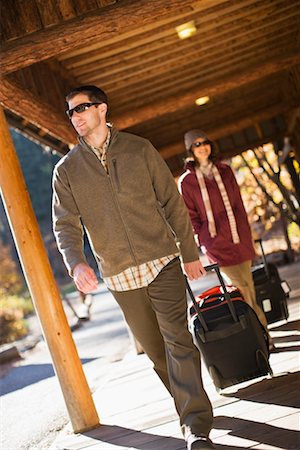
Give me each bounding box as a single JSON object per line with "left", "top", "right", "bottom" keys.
{"left": 52, "top": 85, "right": 214, "bottom": 450}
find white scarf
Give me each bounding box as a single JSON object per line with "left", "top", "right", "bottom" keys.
{"left": 195, "top": 164, "right": 240, "bottom": 244}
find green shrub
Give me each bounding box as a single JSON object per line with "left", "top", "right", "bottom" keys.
{"left": 0, "top": 295, "right": 34, "bottom": 345}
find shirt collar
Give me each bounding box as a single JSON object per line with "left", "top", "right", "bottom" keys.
{"left": 78, "top": 123, "right": 112, "bottom": 153}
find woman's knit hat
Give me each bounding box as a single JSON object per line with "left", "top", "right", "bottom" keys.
{"left": 184, "top": 129, "right": 209, "bottom": 150}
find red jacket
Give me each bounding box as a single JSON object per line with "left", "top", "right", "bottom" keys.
{"left": 178, "top": 161, "right": 255, "bottom": 267}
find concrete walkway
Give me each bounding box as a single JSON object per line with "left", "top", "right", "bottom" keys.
{"left": 50, "top": 262, "right": 300, "bottom": 450}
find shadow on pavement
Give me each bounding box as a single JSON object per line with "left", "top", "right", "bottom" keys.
{"left": 270, "top": 319, "right": 300, "bottom": 332}
{"left": 77, "top": 424, "right": 186, "bottom": 449}
{"left": 0, "top": 358, "right": 95, "bottom": 395}
{"left": 214, "top": 415, "right": 299, "bottom": 449}
{"left": 221, "top": 371, "right": 300, "bottom": 408}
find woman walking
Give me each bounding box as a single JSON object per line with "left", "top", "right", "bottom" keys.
{"left": 178, "top": 129, "right": 271, "bottom": 344}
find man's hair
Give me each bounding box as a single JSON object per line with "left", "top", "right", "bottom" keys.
{"left": 66, "top": 85, "right": 108, "bottom": 105}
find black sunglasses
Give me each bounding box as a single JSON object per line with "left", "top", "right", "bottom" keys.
{"left": 66, "top": 102, "right": 101, "bottom": 119}
{"left": 192, "top": 140, "right": 211, "bottom": 148}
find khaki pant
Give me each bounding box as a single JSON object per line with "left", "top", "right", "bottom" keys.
{"left": 220, "top": 260, "right": 268, "bottom": 329}
{"left": 110, "top": 257, "right": 213, "bottom": 438}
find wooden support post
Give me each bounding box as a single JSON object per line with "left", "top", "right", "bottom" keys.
{"left": 0, "top": 106, "right": 99, "bottom": 433}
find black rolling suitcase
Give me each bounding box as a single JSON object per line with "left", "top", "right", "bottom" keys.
{"left": 252, "top": 239, "right": 290, "bottom": 324}
{"left": 186, "top": 264, "right": 272, "bottom": 391}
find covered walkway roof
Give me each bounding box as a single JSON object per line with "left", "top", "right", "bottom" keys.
{"left": 1, "top": 0, "right": 300, "bottom": 173}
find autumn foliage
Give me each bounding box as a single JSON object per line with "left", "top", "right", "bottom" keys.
{"left": 0, "top": 240, "right": 33, "bottom": 344}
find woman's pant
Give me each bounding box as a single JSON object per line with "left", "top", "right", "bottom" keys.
{"left": 220, "top": 259, "right": 268, "bottom": 329}
{"left": 109, "top": 257, "right": 213, "bottom": 438}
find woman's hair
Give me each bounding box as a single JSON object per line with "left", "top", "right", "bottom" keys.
{"left": 66, "top": 85, "right": 108, "bottom": 106}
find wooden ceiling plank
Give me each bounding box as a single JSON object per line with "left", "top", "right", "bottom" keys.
{"left": 74, "top": 0, "right": 99, "bottom": 15}
{"left": 11, "top": 61, "right": 78, "bottom": 114}
{"left": 70, "top": 0, "right": 291, "bottom": 74}
{"left": 46, "top": 60, "right": 80, "bottom": 94}
{"left": 103, "top": 19, "right": 299, "bottom": 103}
{"left": 288, "top": 65, "right": 300, "bottom": 96}
{"left": 94, "top": 30, "right": 298, "bottom": 103}
{"left": 112, "top": 48, "right": 290, "bottom": 113}
{"left": 0, "top": 0, "right": 225, "bottom": 75}
{"left": 57, "top": 0, "right": 231, "bottom": 61}
{"left": 16, "top": 0, "right": 44, "bottom": 35}
{"left": 0, "top": 0, "right": 42, "bottom": 42}
{"left": 108, "top": 63, "right": 288, "bottom": 115}
{"left": 64, "top": 28, "right": 176, "bottom": 70}
{"left": 89, "top": 7, "right": 300, "bottom": 87}
{"left": 135, "top": 80, "right": 285, "bottom": 141}
{"left": 14, "top": 67, "right": 38, "bottom": 101}
{"left": 159, "top": 101, "right": 300, "bottom": 160}
{"left": 85, "top": 22, "right": 297, "bottom": 95}
{"left": 0, "top": 77, "right": 76, "bottom": 144}
{"left": 73, "top": 0, "right": 100, "bottom": 14}
{"left": 143, "top": 100, "right": 284, "bottom": 149}
{"left": 110, "top": 51, "right": 300, "bottom": 129}
{"left": 61, "top": 0, "right": 265, "bottom": 68}
{"left": 94, "top": 19, "right": 299, "bottom": 95}
{"left": 89, "top": 48, "right": 295, "bottom": 108}
{"left": 76, "top": 22, "right": 291, "bottom": 80}
{"left": 35, "top": 0, "right": 63, "bottom": 27}
{"left": 56, "top": 0, "right": 77, "bottom": 21}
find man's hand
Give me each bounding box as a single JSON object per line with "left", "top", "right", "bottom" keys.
{"left": 183, "top": 260, "right": 206, "bottom": 281}
{"left": 73, "top": 263, "right": 99, "bottom": 293}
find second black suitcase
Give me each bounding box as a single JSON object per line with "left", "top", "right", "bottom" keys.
{"left": 186, "top": 264, "right": 272, "bottom": 391}
{"left": 252, "top": 239, "right": 290, "bottom": 324}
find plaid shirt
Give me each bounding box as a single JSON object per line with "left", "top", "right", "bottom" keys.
{"left": 104, "top": 254, "right": 179, "bottom": 292}
{"left": 83, "top": 125, "right": 111, "bottom": 172}
{"left": 83, "top": 126, "right": 179, "bottom": 292}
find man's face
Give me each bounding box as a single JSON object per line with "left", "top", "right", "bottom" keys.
{"left": 67, "top": 93, "right": 103, "bottom": 137}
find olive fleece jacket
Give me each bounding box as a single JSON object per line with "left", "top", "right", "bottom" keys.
{"left": 52, "top": 127, "right": 199, "bottom": 277}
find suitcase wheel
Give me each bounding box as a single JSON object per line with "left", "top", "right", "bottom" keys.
{"left": 256, "top": 349, "right": 273, "bottom": 377}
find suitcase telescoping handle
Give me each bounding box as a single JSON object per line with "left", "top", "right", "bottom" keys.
{"left": 204, "top": 264, "right": 238, "bottom": 322}
{"left": 254, "top": 238, "right": 270, "bottom": 278}
{"left": 185, "top": 277, "right": 209, "bottom": 332}
{"left": 185, "top": 263, "right": 238, "bottom": 327}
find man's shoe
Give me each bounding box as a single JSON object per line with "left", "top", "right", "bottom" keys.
{"left": 186, "top": 434, "right": 215, "bottom": 450}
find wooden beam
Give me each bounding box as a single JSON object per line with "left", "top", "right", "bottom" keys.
{"left": 0, "top": 0, "right": 222, "bottom": 75}
{"left": 0, "top": 106, "right": 99, "bottom": 432}
{"left": 0, "top": 77, "right": 76, "bottom": 145}
{"left": 159, "top": 100, "right": 300, "bottom": 160}
{"left": 113, "top": 51, "right": 300, "bottom": 129}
